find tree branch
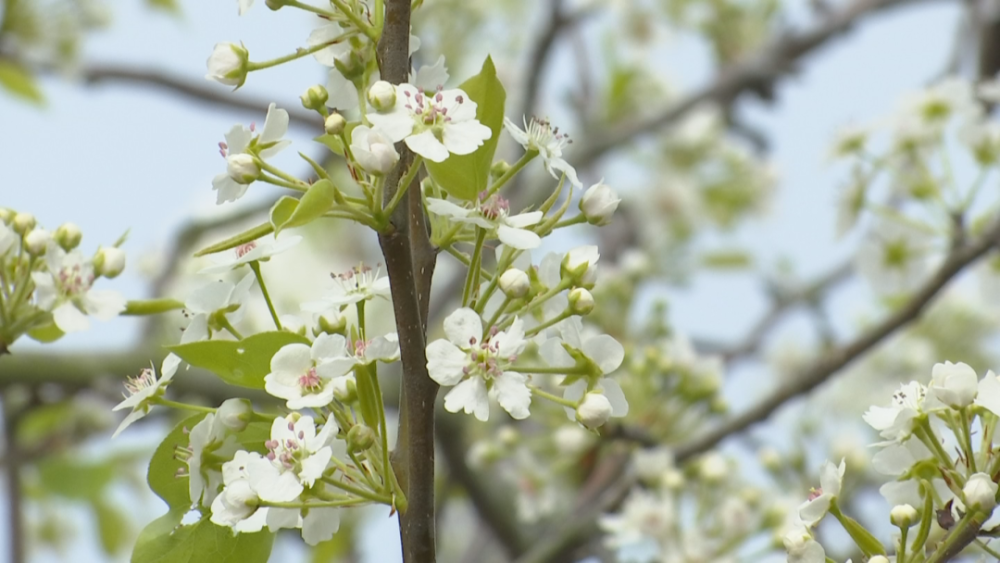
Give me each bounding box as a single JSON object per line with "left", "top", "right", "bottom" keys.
{"left": 2, "top": 399, "right": 25, "bottom": 563}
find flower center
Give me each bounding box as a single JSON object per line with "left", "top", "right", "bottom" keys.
{"left": 125, "top": 368, "right": 157, "bottom": 396}
{"left": 463, "top": 327, "right": 518, "bottom": 380}
{"left": 56, "top": 263, "right": 94, "bottom": 299}
{"left": 352, "top": 338, "right": 370, "bottom": 359}
{"left": 298, "top": 367, "right": 322, "bottom": 391}
{"left": 235, "top": 241, "right": 257, "bottom": 259}
{"left": 332, "top": 263, "right": 382, "bottom": 296}
{"left": 265, "top": 420, "right": 306, "bottom": 470}
{"left": 525, "top": 117, "right": 572, "bottom": 155}
{"left": 478, "top": 193, "right": 510, "bottom": 221}
{"left": 403, "top": 88, "right": 458, "bottom": 128}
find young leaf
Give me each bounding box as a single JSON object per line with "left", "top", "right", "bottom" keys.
{"left": 131, "top": 511, "right": 274, "bottom": 563}
{"left": 148, "top": 414, "right": 207, "bottom": 509}
{"left": 271, "top": 179, "right": 337, "bottom": 234}
{"left": 425, "top": 56, "right": 507, "bottom": 201}
{"left": 194, "top": 222, "right": 275, "bottom": 257}
{"left": 166, "top": 331, "right": 311, "bottom": 389}
{"left": 270, "top": 197, "right": 298, "bottom": 233}
{"left": 123, "top": 299, "right": 186, "bottom": 316}
{"left": 0, "top": 60, "right": 44, "bottom": 104}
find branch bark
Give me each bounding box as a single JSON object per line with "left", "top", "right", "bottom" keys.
{"left": 2, "top": 399, "right": 24, "bottom": 563}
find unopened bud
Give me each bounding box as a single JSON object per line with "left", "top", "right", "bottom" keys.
{"left": 367, "top": 81, "right": 397, "bottom": 112}
{"left": 324, "top": 112, "right": 346, "bottom": 136}
{"left": 963, "top": 472, "right": 998, "bottom": 511}
{"left": 699, "top": 453, "right": 728, "bottom": 482}
{"left": 0, "top": 208, "right": 13, "bottom": 224}
{"left": 490, "top": 160, "right": 511, "bottom": 181}
{"left": 24, "top": 229, "right": 51, "bottom": 255}
{"left": 579, "top": 180, "right": 621, "bottom": 226}
{"left": 54, "top": 223, "right": 82, "bottom": 251}
{"left": 94, "top": 247, "right": 126, "bottom": 278}
{"left": 560, "top": 246, "right": 600, "bottom": 288}
{"left": 890, "top": 504, "right": 918, "bottom": 528}
{"left": 575, "top": 392, "right": 613, "bottom": 429}
{"left": 347, "top": 424, "right": 377, "bottom": 451}
{"left": 499, "top": 268, "right": 529, "bottom": 298}
{"left": 758, "top": 447, "right": 782, "bottom": 472}
{"left": 227, "top": 153, "right": 260, "bottom": 184}
{"left": 661, "top": 469, "right": 685, "bottom": 490}
{"left": 868, "top": 557, "right": 889, "bottom": 563}
{"left": 568, "top": 287, "right": 595, "bottom": 315}
{"left": 217, "top": 398, "right": 252, "bottom": 432}
{"left": 265, "top": 0, "right": 288, "bottom": 10}
{"left": 333, "top": 374, "right": 357, "bottom": 403}
{"left": 12, "top": 212, "right": 35, "bottom": 234}
{"left": 496, "top": 425, "right": 519, "bottom": 447}
{"left": 301, "top": 84, "right": 329, "bottom": 112}
{"left": 205, "top": 43, "right": 250, "bottom": 88}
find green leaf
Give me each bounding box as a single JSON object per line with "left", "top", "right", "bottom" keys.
{"left": 38, "top": 457, "right": 115, "bottom": 500}
{"left": 194, "top": 222, "right": 274, "bottom": 257}
{"left": 831, "top": 501, "right": 886, "bottom": 556}
{"left": 271, "top": 180, "right": 337, "bottom": 234}
{"left": 355, "top": 368, "right": 380, "bottom": 429}
{"left": 166, "top": 331, "right": 311, "bottom": 389}
{"left": 92, "top": 498, "right": 130, "bottom": 554}
{"left": 27, "top": 321, "right": 63, "bottom": 343}
{"left": 0, "top": 60, "right": 44, "bottom": 104}
{"left": 131, "top": 511, "right": 274, "bottom": 563}
{"left": 314, "top": 123, "right": 358, "bottom": 157}
{"left": 123, "top": 299, "right": 186, "bottom": 316}
{"left": 149, "top": 414, "right": 207, "bottom": 509}
{"left": 425, "top": 56, "right": 507, "bottom": 201}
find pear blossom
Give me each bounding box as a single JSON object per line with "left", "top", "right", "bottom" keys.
{"left": 211, "top": 451, "right": 268, "bottom": 532}
{"left": 24, "top": 229, "right": 50, "bottom": 255}
{"left": 426, "top": 308, "right": 531, "bottom": 421}
{"left": 111, "top": 355, "right": 181, "bottom": 438}
{"left": 321, "top": 332, "right": 401, "bottom": 373}
{"left": 975, "top": 370, "right": 1000, "bottom": 416}
{"left": 579, "top": 180, "right": 620, "bottom": 225}
{"left": 855, "top": 220, "right": 931, "bottom": 296}
{"left": 799, "top": 460, "right": 845, "bottom": 526}
{"left": 199, "top": 234, "right": 301, "bottom": 274}
{"left": 367, "top": 83, "right": 492, "bottom": 162}
{"left": 350, "top": 125, "right": 400, "bottom": 175}
{"left": 307, "top": 22, "right": 354, "bottom": 68}
{"left": 503, "top": 116, "right": 582, "bottom": 188}
{"left": 246, "top": 416, "right": 337, "bottom": 503}
{"left": 95, "top": 246, "right": 126, "bottom": 278}
{"left": 205, "top": 42, "right": 249, "bottom": 87}
{"left": 182, "top": 273, "right": 255, "bottom": 342}
{"left": 0, "top": 222, "right": 16, "bottom": 256}
{"left": 835, "top": 168, "right": 866, "bottom": 237}
{"left": 927, "top": 361, "right": 979, "bottom": 409}
{"left": 782, "top": 520, "right": 826, "bottom": 563}
{"left": 212, "top": 103, "right": 291, "bottom": 204}
{"left": 426, "top": 195, "right": 543, "bottom": 250}
{"left": 963, "top": 472, "right": 998, "bottom": 511}
{"left": 411, "top": 55, "right": 450, "bottom": 92}
{"left": 216, "top": 398, "right": 253, "bottom": 432}
{"left": 563, "top": 379, "right": 628, "bottom": 426}
{"left": 186, "top": 413, "right": 239, "bottom": 506}
{"left": 302, "top": 263, "right": 391, "bottom": 310}
{"left": 561, "top": 245, "right": 601, "bottom": 287}
{"left": 863, "top": 381, "right": 927, "bottom": 443}
{"left": 598, "top": 488, "right": 675, "bottom": 550}
{"left": 264, "top": 334, "right": 354, "bottom": 409}
{"left": 31, "top": 243, "right": 126, "bottom": 333}
{"left": 540, "top": 317, "right": 625, "bottom": 379}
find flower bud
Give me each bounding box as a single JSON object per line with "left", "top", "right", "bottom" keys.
{"left": 227, "top": 153, "right": 260, "bottom": 184}
{"left": 499, "top": 268, "right": 530, "bottom": 298}
{"left": 568, "top": 287, "right": 595, "bottom": 315}
{"left": 0, "top": 208, "right": 14, "bottom": 224}
{"left": 347, "top": 424, "right": 377, "bottom": 452}
{"left": 265, "top": 0, "right": 288, "bottom": 10}
{"left": 12, "top": 212, "right": 35, "bottom": 234}
{"left": 699, "top": 452, "right": 728, "bottom": 482}
{"left": 661, "top": 469, "right": 685, "bottom": 490}
{"left": 301, "top": 84, "right": 329, "bottom": 112}
{"left": 963, "top": 472, "right": 998, "bottom": 511}
{"left": 351, "top": 125, "right": 399, "bottom": 176}
{"left": 367, "top": 81, "right": 397, "bottom": 112}
{"left": 890, "top": 503, "right": 918, "bottom": 528}
{"left": 212, "top": 480, "right": 259, "bottom": 525}
{"left": 217, "top": 398, "right": 253, "bottom": 432}
{"left": 205, "top": 42, "right": 250, "bottom": 88}
{"left": 324, "top": 112, "right": 346, "bottom": 136}
{"left": 758, "top": 447, "right": 782, "bottom": 472}
{"left": 579, "top": 180, "right": 621, "bottom": 226}
{"left": 575, "top": 392, "right": 613, "bottom": 429}
{"left": 333, "top": 374, "right": 357, "bottom": 403}
{"left": 553, "top": 425, "right": 591, "bottom": 456}
{"left": 24, "top": 229, "right": 51, "bottom": 255}
{"left": 868, "top": 557, "right": 889, "bottom": 563}
{"left": 496, "top": 425, "right": 519, "bottom": 447}
{"left": 94, "top": 247, "right": 126, "bottom": 278}
{"left": 490, "top": 160, "right": 511, "bottom": 181}
{"left": 54, "top": 223, "right": 82, "bottom": 251}
{"left": 560, "top": 246, "right": 600, "bottom": 288}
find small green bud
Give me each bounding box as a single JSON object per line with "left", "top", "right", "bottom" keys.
{"left": 94, "top": 247, "right": 126, "bottom": 278}
{"left": 333, "top": 375, "right": 357, "bottom": 403}
{"left": 347, "top": 424, "right": 377, "bottom": 452}
{"left": 227, "top": 153, "right": 260, "bottom": 184}
{"left": 12, "top": 212, "right": 35, "bottom": 234}
{"left": 0, "top": 208, "right": 13, "bottom": 224}
{"left": 54, "top": 223, "right": 82, "bottom": 251}
{"left": 568, "top": 287, "right": 595, "bottom": 315}
{"left": 334, "top": 51, "right": 366, "bottom": 81}
{"left": 24, "top": 229, "right": 51, "bottom": 255}
{"left": 890, "top": 504, "right": 918, "bottom": 528}
{"left": 206, "top": 42, "right": 250, "bottom": 88}
{"left": 301, "top": 84, "right": 329, "bottom": 112}
{"left": 281, "top": 315, "right": 307, "bottom": 336}
{"left": 499, "top": 268, "right": 529, "bottom": 298}
{"left": 367, "top": 80, "right": 397, "bottom": 112}
{"left": 217, "top": 398, "right": 253, "bottom": 432}
{"left": 324, "top": 112, "right": 346, "bottom": 136}
{"left": 265, "top": 0, "right": 288, "bottom": 10}
{"left": 317, "top": 308, "right": 348, "bottom": 336}
{"left": 489, "top": 160, "right": 511, "bottom": 181}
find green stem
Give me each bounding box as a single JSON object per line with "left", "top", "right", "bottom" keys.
{"left": 250, "top": 261, "right": 282, "bottom": 331}
{"left": 497, "top": 278, "right": 572, "bottom": 330}
{"left": 551, "top": 214, "right": 587, "bottom": 230}
{"left": 218, "top": 316, "right": 244, "bottom": 340}
{"left": 917, "top": 420, "right": 959, "bottom": 479}
{"left": 958, "top": 409, "right": 978, "bottom": 473}
{"left": 260, "top": 498, "right": 367, "bottom": 509}
{"left": 486, "top": 150, "right": 538, "bottom": 198}
{"left": 461, "top": 228, "right": 487, "bottom": 308}
{"left": 898, "top": 524, "right": 909, "bottom": 563}
{"left": 247, "top": 41, "right": 335, "bottom": 71}
{"left": 518, "top": 365, "right": 587, "bottom": 376}
{"left": 475, "top": 246, "right": 517, "bottom": 315}
{"left": 381, "top": 156, "right": 423, "bottom": 223}
{"left": 284, "top": 0, "right": 338, "bottom": 17}
{"left": 258, "top": 174, "right": 307, "bottom": 192}
{"left": 366, "top": 363, "right": 396, "bottom": 497}
{"left": 528, "top": 385, "right": 578, "bottom": 409}
{"left": 153, "top": 397, "right": 216, "bottom": 414}
{"left": 256, "top": 159, "right": 308, "bottom": 187}
{"left": 321, "top": 475, "right": 393, "bottom": 504}
{"left": 330, "top": 0, "right": 380, "bottom": 41}
{"left": 483, "top": 296, "right": 511, "bottom": 331}
{"left": 524, "top": 310, "right": 571, "bottom": 337}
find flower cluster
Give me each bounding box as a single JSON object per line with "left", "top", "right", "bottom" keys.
{"left": 0, "top": 208, "right": 126, "bottom": 351}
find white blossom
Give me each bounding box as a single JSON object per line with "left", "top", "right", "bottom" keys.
{"left": 782, "top": 520, "right": 826, "bottom": 563}
{"left": 199, "top": 235, "right": 301, "bottom": 274}
{"left": 426, "top": 196, "right": 542, "bottom": 250}
{"left": 302, "top": 263, "right": 391, "bottom": 309}
{"left": 187, "top": 413, "right": 238, "bottom": 506}
{"left": 503, "top": 116, "right": 581, "bottom": 188}
{"left": 540, "top": 317, "right": 625, "bottom": 378}
{"left": 264, "top": 334, "right": 354, "bottom": 409}
{"left": 182, "top": 273, "right": 255, "bottom": 343}
{"left": 975, "top": 370, "right": 1000, "bottom": 416}
{"left": 31, "top": 243, "right": 125, "bottom": 333}
{"left": 205, "top": 43, "right": 249, "bottom": 87}
{"left": 927, "top": 361, "right": 979, "bottom": 409}
{"left": 212, "top": 103, "right": 291, "bottom": 204}
{"left": 855, "top": 220, "right": 931, "bottom": 296}
{"left": 579, "top": 180, "right": 620, "bottom": 225}
{"left": 799, "top": 459, "right": 845, "bottom": 526}
{"left": 350, "top": 125, "right": 400, "bottom": 176}
{"left": 863, "top": 381, "right": 927, "bottom": 443}
{"left": 0, "top": 222, "right": 16, "bottom": 256}
{"left": 963, "top": 472, "right": 998, "bottom": 511}
{"left": 111, "top": 355, "right": 180, "bottom": 438}
{"left": 247, "top": 416, "right": 337, "bottom": 503}
{"left": 598, "top": 489, "right": 675, "bottom": 550}
{"left": 426, "top": 308, "right": 531, "bottom": 421}
{"left": 368, "top": 83, "right": 491, "bottom": 162}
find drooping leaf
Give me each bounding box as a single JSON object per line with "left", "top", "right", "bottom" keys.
{"left": 425, "top": 56, "right": 507, "bottom": 201}
{"left": 166, "top": 331, "right": 311, "bottom": 389}
{"left": 271, "top": 180, "right": 337, "bottom": 234}
{"left": 0, "top": 60, "right": 44, "bottom": 104}
{"left": 123, "top": 299, "right": 186, "bottom": 316}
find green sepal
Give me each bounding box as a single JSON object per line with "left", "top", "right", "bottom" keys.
{"left": 299, "top": 152, "right": 331, "bottom": 180}
{"left": 123, "top": 299, "right": 186, "bottom": 316}
{"left": 354, "top": 365, "right": 381, "bottom": 429}
{"left": 166, "top": 331, "right": 311, "bottom": 389}
{"left": 194, "top": 222, "right": 274, "bottom": 257}
{"left": 425, "top": 56, "right": 507, "bottom": 201}
{"left": 27, "top": 320, "right": 63, "bottom": 343}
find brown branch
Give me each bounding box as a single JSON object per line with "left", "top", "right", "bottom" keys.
{"left": 674, "top": 217, "right": 1000, "bottom": 463}
{"left": 568, "top": 0, "right": 942, "bottom": 167}
{"left": 2, "top": 398, "right": 25, "bottom": 563}
{"left": 78, "top": 64, "right": 318, "bottom": 128}
{"left": 518, "top": 0, "right": 567, "bottom": 122}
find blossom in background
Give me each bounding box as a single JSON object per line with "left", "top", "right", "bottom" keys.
{"left": 199, "top": 235, "right": 302, "bottom": 274}
{"left": 504, "top": 116, "right": 582, "bottom": 188}
{"left": 302, "top": 263, "right": 391, "bottom": 310}
{"left": 426, "top": 308, "right": 531, "bottom": 421}
{"left": 863, "top": 381, "right": 928, "bottom": 443}
{"left": 835, "top": 168, "right": 866, "bottom": 237}
{"left": 112, "top": 355, "right": 181, "bottom": 438}
{"left": 212, "top": 103, "right": 291, "bottom": 204}
{"left": 799, "top": 459, "right": 845, "bottom": 526}
{"left": 0, "top": 222, "right": 16, "bottom": 256}
{"left": 782, "top": 520, "right": 826, "bottom": 563}
{"left": 32, "top": 243, "right": 126, "bottom": 333}
{"left": 426, "top": 196, "right": 543, "bottom": 250}
{"left": 855, "top": 220, "right": 931, "bottom": 296}
{"left": 579, "top": 180, "right": 621, "bottom": 225}
{"left": 265, "top": 335, "right": 353, "bottom": 409}
{"left": 182, "top": 273, "right": 255, "bottom": 342}
{"left": 367, "top": 83, "right": 491, "bottom": 162}
{"left": 598, "top": 489, "right": 675, "bottom": 551}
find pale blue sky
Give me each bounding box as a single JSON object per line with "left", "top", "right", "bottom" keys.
{"left": 0, "top": 0, "right": 964, "bottom": 561}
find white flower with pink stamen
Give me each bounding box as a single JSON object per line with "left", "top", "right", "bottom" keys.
{"left": 367, "top": 82, "right": 491, "bottom": 163}
{"left": 31, "top": 243, "right": 125, "bottom": 333}
{"left": 199, "top": 234, "right": 302, "bottom": 275}
{"left": 504, "top": 116, "right": 582, "bottom": 188}
{"left": 112, "top": 355, "right": 181, "bottom": 438}
{"left": 426, "top": 193, "right": 543, "bottom": 250}
{"left": 265, "top": 334, "right": 351, "bottom": 409}
{"left": 426, "top": 308, "right": 531, "bottom": 421}
{"left": 246, "top": 415, "right": 337, "bottom": 503}
{"left": 321, "top": 333, "right": 401, "bottom": 375}
{"left": 212, "top": 103, "right": 291, "bottom": 204}
{"left": 302, "top": 263, "right": 391, "bottom": 309}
